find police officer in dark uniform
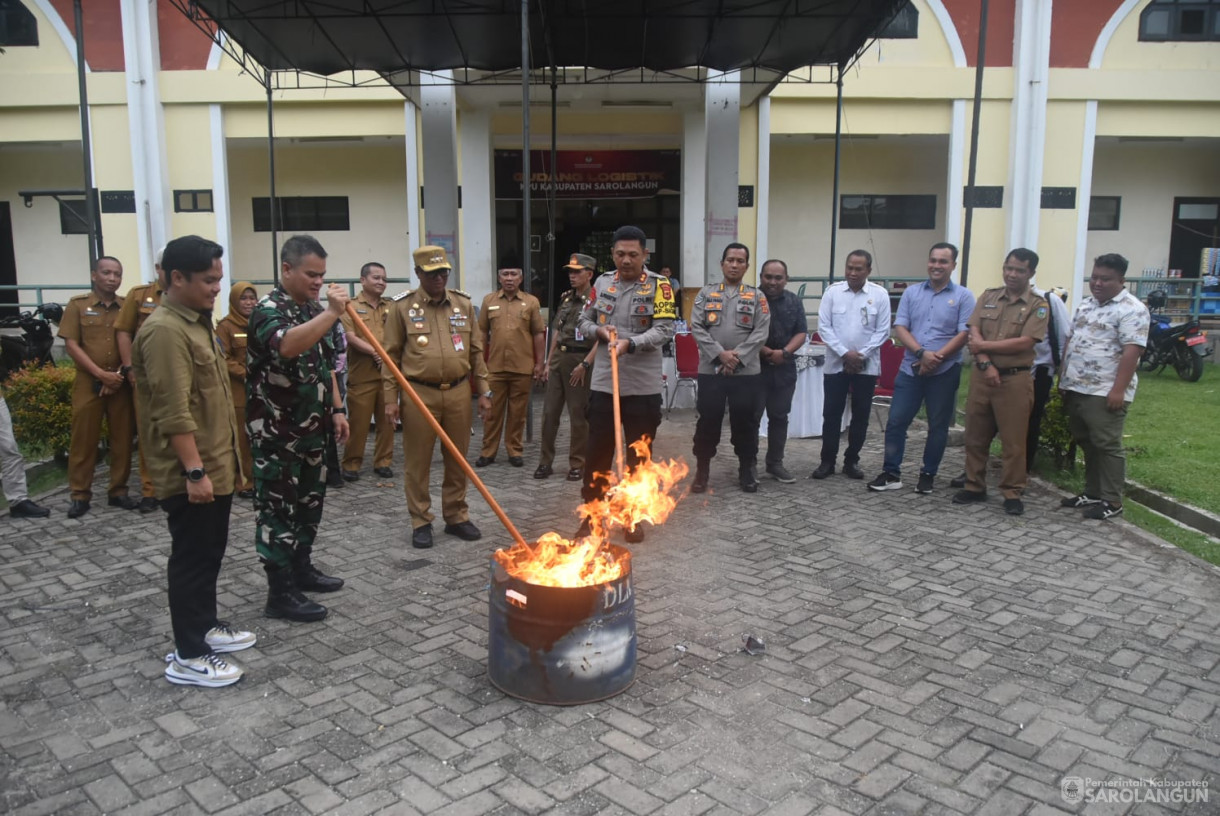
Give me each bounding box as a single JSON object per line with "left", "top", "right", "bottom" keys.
{"left": 535, "top": 253, "right": 598, "bottom": 481}
{"left": 689, "top": 243, "right": 771, "bottom": 493}
{"left": 952, "top": 248, "right": 1048, "bottom": 516}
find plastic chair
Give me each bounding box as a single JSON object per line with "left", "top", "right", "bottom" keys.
{"left": 871, "top": 340, "right": 905, "bottom": 431}
{"left": 668, "top": 333, "right": 700, "bottom": 412}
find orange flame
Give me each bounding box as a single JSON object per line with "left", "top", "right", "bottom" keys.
{"left": 493, "top": 438, "right": 689, "bottom": 587}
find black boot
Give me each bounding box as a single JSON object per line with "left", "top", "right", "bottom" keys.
{"left": 739, "top": 460, "right": 759, "bottom": 493}
{"left": 691, "top": 459, "right": 710, "bottom": 494}
{"left": 264, "top": 562, "right": 328, "bottom": 622}
{"left": 292, "top": 549, "right": 345, "bottom": 593}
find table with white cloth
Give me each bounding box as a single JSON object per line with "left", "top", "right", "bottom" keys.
{"left": 758, "top": 344, "right": 851, "bottom": 438}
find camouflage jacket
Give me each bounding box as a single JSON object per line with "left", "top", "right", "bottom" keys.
{"left": 246, "top": 286, "right": 336, "bottom": 452}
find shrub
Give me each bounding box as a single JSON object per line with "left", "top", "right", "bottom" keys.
{"left": 5, "top": 362, "right": 75, "bottom": 460}
{"left": 1039, "top": 387, "right": 1077, "bottom": 470}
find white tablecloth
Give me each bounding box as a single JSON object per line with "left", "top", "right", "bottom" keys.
{"left": 758, "top": 346, "right": 851, "bottom": 438}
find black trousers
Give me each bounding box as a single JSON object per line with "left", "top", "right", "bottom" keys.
{"left": 692, "top": 373, "right": 763, "bottom": 464}
{"left": 163, "top": 492, "right": 234, "bottom": 659}
{"left": 582, "top": 391, "right": 663, "bottom": 502}
{"left": 820, "top": 371, "right": 878, "bottom": 465}
{"left": 759, "top": 367, "right": 797, "bottom": 466}
{"left": 1027, "top": 365, "right": 1054, "bottom": 472}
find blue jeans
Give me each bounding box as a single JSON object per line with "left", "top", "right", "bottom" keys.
{"left": 881, "top": 365, "right": 962, "bottom": 477}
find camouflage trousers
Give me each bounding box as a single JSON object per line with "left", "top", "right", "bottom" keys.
{"left": 253, "top": 444, "right": 328, "bottom": 568}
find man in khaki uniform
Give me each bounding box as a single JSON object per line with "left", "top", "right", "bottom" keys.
{"left": 116, "top": 250, "right": 165, "bottom": 513}
{"left": 340, "top": 262, "right": 394, "bottom": 480}
{"left": 59, "top": 256, "right": 138, "bottom": 518}
{"left": 953, "top": 248, "right": 1048, "bottom": 516}
{"left": 534, "top": 253, "right": 598, "bottom": 481}
{"left": 384, "top": 246, "right": 492, "bottom": 549}
{"left": 475, "top": 267, "right": 545, "bottom": 468}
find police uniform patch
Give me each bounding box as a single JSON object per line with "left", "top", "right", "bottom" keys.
{"left": 1036, "top": 306, "right": 1047, "bottom": 319}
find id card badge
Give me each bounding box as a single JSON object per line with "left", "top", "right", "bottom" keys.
{"left": 452, "top": 333, "right": 465, "bottom": 352}
{"left": 574, "top": 327, "right": 584, "bottom": 342}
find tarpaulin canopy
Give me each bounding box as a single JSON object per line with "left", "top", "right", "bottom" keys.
{"left": 189, "top": 0, "right": 907, "bottom": 83}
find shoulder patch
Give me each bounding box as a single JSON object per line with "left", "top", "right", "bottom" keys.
{"left": 392, "top": 290, "right": 414, "bottom": 302}
{"left": 450, "top": 288, "right": 471, "bottom": 300}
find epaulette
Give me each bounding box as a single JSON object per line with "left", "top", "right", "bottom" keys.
{"left": 450, "top": 288, "right": 472, "bottom": 299}
{"left": 392, "top": 289, "right": 414, "bottom": 302}
{"left": 69, "top": 292, "right": 89, "bottom": 301}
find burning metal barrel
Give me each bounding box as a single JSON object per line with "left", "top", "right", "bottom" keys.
{"left": 487, "top": 544, "right": 636, "bottom": 705}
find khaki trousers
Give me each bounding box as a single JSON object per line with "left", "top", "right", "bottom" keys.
{"left": 132, "top": 383, "right": 155, "bottom": 498}
{"left": 68, "top": 372, "right": 134, "bottom": 501}
{"left": 963, "top": 372, "right": 1033, "bottom": 499}
{"left": 539, "top": 352, "right": 590, "bottom": 470}
{"left": 233, "top": 402, "right": 253, "bottom": 491}
{"left": 343, "top": 376, "right": 393, "bottom": 471}
{"left": 480, "top": 372, "right": 532, "bottom": 459}
{"left": 403, "top": 380, "right": 472, "bottom": 529}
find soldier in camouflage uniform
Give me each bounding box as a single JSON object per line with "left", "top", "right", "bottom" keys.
{"left": 246, "top": 235, "right": 351, "bottom": 622}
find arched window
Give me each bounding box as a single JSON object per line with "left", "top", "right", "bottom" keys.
{"left": 0, "top": 0, "right": 38, "bottom": 47}
{"left": 1140, "top": 0, "right": 1220, "bottom": 42}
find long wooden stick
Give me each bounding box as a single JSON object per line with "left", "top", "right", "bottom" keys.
{"left": 344, "top": 302, "right": 528, "bottom": 550}
{"left": 607, "top": 327, "right": 625, "bottom": 478}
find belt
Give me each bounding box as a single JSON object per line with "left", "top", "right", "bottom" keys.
{"left": 406, "top": 376, "right": 467, "bottom": 390}
{"left": 558, "top": 344, "right": 592, "bottom": 353}
{"left": 997, "top": 366, "right": 1031, "bottom": 376}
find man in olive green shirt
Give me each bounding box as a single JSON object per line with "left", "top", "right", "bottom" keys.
{"left": 132, "top": 235, "right": 255, "bottom": 689}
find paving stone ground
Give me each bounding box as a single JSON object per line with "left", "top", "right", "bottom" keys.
{"left": 2, "top": 398, "right": 1218, "bottom": 815}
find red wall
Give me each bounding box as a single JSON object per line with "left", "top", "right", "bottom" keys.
{"left": 158, "top": 0, "right": 216, "bottom": 70}
{"left": 50, "top": 0, "right": 125, "bottom": 71}
{"left": 942, "top": 0, "right": 1017, "bottom": 67}
{"left": 1050, "top": 1, "right": 1125, "bottom": 68}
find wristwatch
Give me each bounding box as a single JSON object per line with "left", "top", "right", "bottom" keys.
{"left": 579, "top": 360, "right": 591, "bottom": 370}
{"left": 627, "top": 339, "right": 637, "bottom": 354}
{"left": 482, "top": 390, "right": 493, "bottom": 399}
{"left": 975, "top": 360, "right": 993, "bottom": 370}
{"left": 183, "top": 466, "right": 206, "bottom": 483}
{"left": 914, "top": 348, "right": 926, "bottom": 359}
{"left": 782, "top": 349, "right": 795, "bottom": 361}
{"left": 332, "top": 406, "right": 346, "bottom": 415}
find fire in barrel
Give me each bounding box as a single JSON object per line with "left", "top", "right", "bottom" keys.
{"left": 488, "top": 440, "right": 688, "bottom": 705}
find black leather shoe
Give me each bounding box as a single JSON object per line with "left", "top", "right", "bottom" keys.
{"left": 238, "top": 489, "right": 255, "bottom": 499}
{"left": 412, "top": 525, "right": 434, "bottom": 549}
{"left": 810, "top": 462, "right": 835, "bottom": 480}
{"left": 691, "top": 461, "right": 710, "bottom": 494}
{"left": 842, "top": 462, "right": 865, "bottom": 480}
{"left": 264, "top": 565, "right": 327, "bottom": 622}
{"left": 293, "top": 562, "right": 345, "bottom": 593}
{"left": 739, "top": 464, "right": 759, "bottom": 493}
{"left": 533, "top": 464, "right": 553, "bottom": 479}
{"left": 66, "top": 500, "right": 90, "bottom": 519}
{"left": 138, "top": 497, "right": 159, "bottom": 514}
{"left": 108, "top": 495, "right": 141, "bottom": 511}
{"left": 9, "top": 499, "right": 50, "bottom": 519}
{"left": 342, "top": 470, "right": 360, "bottom": 482}
{"left": 1003, "top": 498, "right": 1025, "bottom": 516}
{"left": 373, "top": 467, "right": 393, "bottom": 478}
{"left": 507, "top": 456, "right": 525, "bottom": 468}
{"left": 566, "top": 468, "right": 583, "bottom": 482}
{"left": 475, "top": 456, "right": 495, "bottom": 467}
{"left": 444, "top": 521, "right": 482, "bottom": 541}
{"left": 949, "top": 472, "right": 967, "bottom": 489}
{"left": 952, "top": 489, "right": 987, "bottom": 504}
{"left": 625, "top": 525, "right": 645, "bottom": 544}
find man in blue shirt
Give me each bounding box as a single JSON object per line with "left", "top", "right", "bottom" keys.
{"left": 868, "top": 243, "right": 975, "bottom": 494}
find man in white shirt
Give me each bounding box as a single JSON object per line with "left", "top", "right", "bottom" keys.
{"left": 812, "top": 250, "right": 893, "bottom": 479}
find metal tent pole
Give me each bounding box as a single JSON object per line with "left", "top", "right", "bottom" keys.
{"left": 521, "top": 0, "right": 531, "bottom": 290}
{"left": 960, "top": 0, "right": 990, "bottom": 287}
{"left": 74, "top": 0, "right": 100, "bottom": 266}
{"left": 828, "top": 67, "right": 844, "bottom": 283}
{"left": 267, "top": 78, "right": 280, "bottom": 282}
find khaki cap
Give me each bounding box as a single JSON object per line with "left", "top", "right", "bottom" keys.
{"left": 564, "top": 253, "right": 597, "bottom": 271}
{"left": 413, "top": 245, "right": 451, "bottom": 272}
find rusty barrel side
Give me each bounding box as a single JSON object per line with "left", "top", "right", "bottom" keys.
{"left": 487, "top": 545, "right": 636, "bottom": 705}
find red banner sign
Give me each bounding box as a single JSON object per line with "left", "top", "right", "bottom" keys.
{"left": 494, "top": 149, "right": 681, "bottom": 200}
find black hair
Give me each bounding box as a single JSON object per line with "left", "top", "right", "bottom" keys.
{"left": 162, "top": 235, "right": 224, "bottom": 281}
{"left": 846, "top": 249, "right": 873, "bottom": 269}
{"left": 760, "top": 259, "right": 788, "bottom": 276}
{"left": 721, "top": 242, "right": 750, "bottom": 263}
{"left": 610, "top": 225, "right": 647, "bottom": 249}
{"left": 91, "top": 255, "right": 121, "bottom": 272}
{"left": 360, "top": 262, "right": 385, "bottom": 278}
{"left": 281, "top": 234, "right": 328, "bottom": 268}
{"left": 930, "top": 242, "right": 959, "bottom": 261}
{"left": 1094, "top": 253, "right": 1129, "bottom": 277}
{"left": 1006, "top": 248, "right": 1039, "bottom": 273}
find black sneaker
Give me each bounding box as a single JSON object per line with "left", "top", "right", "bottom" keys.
{"left": 766, "top": 464, "right": 796, "bottom": 484}
{"left": 915, "top": 473, "right": 935, "bottom": 494}
{"left": 1061, "top": 494, "right": 1101, "bottom": 508}
{"left": 810, "top": 462, "right": 834, "bottom": 480}
{"left": 867, "top": 472, "right": 902, "bottom": 491}
{"left": 1003, "top": 498, "right": 1025, "bottom": 516}
{"left": 842, "top": 462, "right": 865, "bottom": 480}
{"left": 1083, "top": 501, "right": 1123, "bottom": 520}
{"left": 952, "top": 489, "right": 987, "bottom": 504}
{"left": 949, "top": 472, "right": 967, "bottom": 489}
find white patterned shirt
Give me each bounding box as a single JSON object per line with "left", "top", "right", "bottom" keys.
{"left": 817, "top": 281, "right": 893, "bottom": 375}
{"left": 1059, "top": 288, "right": 1149, "bottom": 401}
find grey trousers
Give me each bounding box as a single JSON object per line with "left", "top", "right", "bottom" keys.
{"left": 0, "top": 396, "right": 29, "bottom": 504}
{"left": 1063, "top": 390, "right": 1129, "bottom": 504}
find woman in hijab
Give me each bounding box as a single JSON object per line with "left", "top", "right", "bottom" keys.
{"left": 215, "top": 282, "right": 258, "bottom": 498}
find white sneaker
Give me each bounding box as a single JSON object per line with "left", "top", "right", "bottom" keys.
{"left": 164, "top": 651, "right": 243, "bottom": 688}
{"left": 204, "top": 623, "right": 257, "bottom": 653}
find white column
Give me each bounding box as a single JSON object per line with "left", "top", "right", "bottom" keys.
{"left": 1007, "top": 0, "right": 1052, "bottom": 251}
{"left": 459, "top": 109, "right": 495, "bottom": 304}
{"left": 703, "top": 73, "right": 741, "bottom": 285}
{"left": 1072, "top": 100, "right": 1098, "bottom": 306}
{"left": 946, "top": 99, "right": 966, "bottom": 248}
{"left": 419, "top": 72, "right": 461, "bottom": 283}
{"left": 755, "top": 96, "right": 772, "bottom": 265}
{"left": 681, "top": 109, "right": 707, "bottom": 287}
{"left": 404, "top": 102, "right": 422, "bottom": 256}
{"left": 120, "top": 0, "right": 171, "bottom": 282}
{"left": 209, "top": 104, "right": 232, "bottom": 297}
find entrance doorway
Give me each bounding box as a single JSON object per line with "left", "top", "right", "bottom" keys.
{"left": 495, "top": 194, "right": 680, "bottom": 313}
{"left": 1169, "top": 197, "right": 1220, "bottom": 278}
{"left": 0, "top": 203, "right": 16, "bottom": 314}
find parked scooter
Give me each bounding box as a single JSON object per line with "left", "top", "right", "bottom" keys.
{"left": 1140, "top": 290, "right": 1212, "bottom": 382}
{"left": 0, "top": 303, "right": 62, "bottom": 382}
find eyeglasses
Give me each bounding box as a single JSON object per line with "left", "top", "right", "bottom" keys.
{"left": 420, "top": 269, "right": 450, "bottom": 279}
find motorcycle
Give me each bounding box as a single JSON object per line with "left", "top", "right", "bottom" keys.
{"left": 0, "top": 303, "right": 63, "bottom": 382}
{"left": 1140, "top": 290, "right": 1212, "bottom": 383}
